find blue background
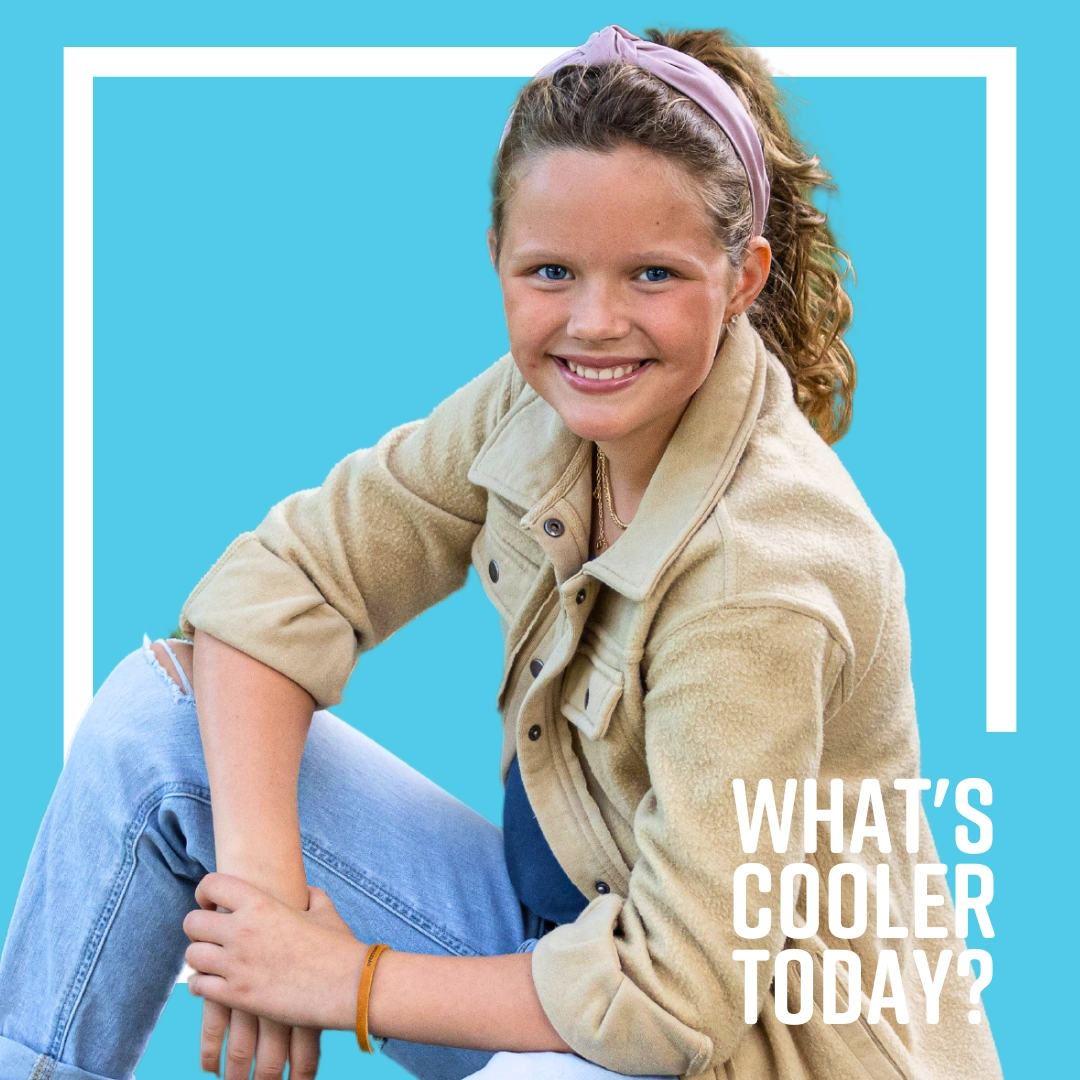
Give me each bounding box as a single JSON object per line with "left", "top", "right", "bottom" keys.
{"left": 1, "top": 3, "right": 1073, "bottom": 1078}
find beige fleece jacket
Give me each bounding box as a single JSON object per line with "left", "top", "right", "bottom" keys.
{"left": 180, "top": 318, "right": 1002, "bottom": 1080}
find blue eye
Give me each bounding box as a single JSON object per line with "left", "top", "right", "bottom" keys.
{"left": 640, "top": 267, "right": 671, "bottom": 282}
{"left": 537, "top": 265, "right": 570, "bottom": 281}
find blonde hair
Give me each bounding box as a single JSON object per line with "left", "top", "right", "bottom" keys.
{"left": 491, "top": 26, "right": 856, "bottom": 444}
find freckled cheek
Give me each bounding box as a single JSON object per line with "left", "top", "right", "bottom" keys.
{"left": 504, "top": 293, "right": 566, "bottom": 364}
{"left": 653, "top": 296, "right": 725, "bottom": 364}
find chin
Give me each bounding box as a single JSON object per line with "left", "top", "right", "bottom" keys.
{"left": 530, "top": 375, "right": 643, "bottom": 443}
{"left": 559, "top": 409, "right": 636, "bottom": 444}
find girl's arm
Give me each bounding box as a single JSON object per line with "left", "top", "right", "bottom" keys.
{"left": 178, "top": 355, "right": 520, "bottom": 716}
{"left": 368, "top": 950, "right": 569, "bottom": 1052}
{"left": 183, "top": 872, "right": 571, "bottom": 1052}
{"left": 179, "top": 635, "right": 569, "bottom": 1055}
{"left": 192, "top": 628, "right": 314, "bottom": 908}
{"left": 181, "top": 629, "right": 319, "bottom": 1078}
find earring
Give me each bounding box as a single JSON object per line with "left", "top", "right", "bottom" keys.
{"left": 728, "top": 312, "right": 741, "bottom": 326}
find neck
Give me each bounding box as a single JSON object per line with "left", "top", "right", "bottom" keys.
{"left": 595, "top": 404, "right": 687, "bottom": 526}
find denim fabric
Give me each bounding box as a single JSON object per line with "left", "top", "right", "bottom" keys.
{"left": 0, "top": 643, "right": 673, "bottom": 1080}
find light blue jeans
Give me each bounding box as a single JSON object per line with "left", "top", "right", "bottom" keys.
{"left": 0, "top": 642, "right": 673, "bottom": 1080}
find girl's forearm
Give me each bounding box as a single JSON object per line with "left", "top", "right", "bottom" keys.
{"left": 185, "top": 641, "right": 568, "bottom": 1053}
{"left": 192, "top": 629, "right": 315, "bottom": 908}
{"left": 366, "top": 950, "right": 570, "bottom": 1053}
{"left": 185, "top": 874, "right": 571, "bottom": 1052}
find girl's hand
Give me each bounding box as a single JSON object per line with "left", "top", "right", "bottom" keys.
{"left": 184, "top": 873, "right": 366, "bottom": 1035}
{"left": 198, "top": 1002, "right": 320, "bottom": 1080}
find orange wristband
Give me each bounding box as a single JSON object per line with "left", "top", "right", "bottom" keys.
{"left": 355, "top": 942, "right": 391, "bottom": 1053}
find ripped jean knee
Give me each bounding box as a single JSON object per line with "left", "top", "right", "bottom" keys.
{"left": 143, "top": 634, "right": 195, "bottom": 703}
{"left": 65, "top": 641, "right": 206, "bottom": 804}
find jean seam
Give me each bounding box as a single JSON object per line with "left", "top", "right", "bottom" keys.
{"left": 300, "top": 837, "right": 487, "bottom": 958}
{"left": 28, "top": 1054, "right": 56, "bottom": 1080}
{"left": 49, "top": 782, "right": 211, "bottom": 1063}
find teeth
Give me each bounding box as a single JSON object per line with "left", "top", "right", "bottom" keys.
{"left": 568, "top": 360, "right": 642, "bottom": 380}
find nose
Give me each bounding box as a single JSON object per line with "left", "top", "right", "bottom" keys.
{"left": 565, "top": 280, "right": 631, "bottom": 343}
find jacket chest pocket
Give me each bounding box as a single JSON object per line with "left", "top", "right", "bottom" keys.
{"left": 560, "top": 647, "right": 623, "bottom": 740}
{"left": 473, "top": 506, "right": 544, "bottom": 627}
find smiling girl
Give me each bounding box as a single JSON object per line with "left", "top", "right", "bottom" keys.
{"left": 0, "top": 25, "right": 1001, "bottom": 1080}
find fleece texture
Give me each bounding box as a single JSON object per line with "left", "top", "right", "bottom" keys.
{"left": 180, "top": 318, "right": 1002, "bottom": 1080}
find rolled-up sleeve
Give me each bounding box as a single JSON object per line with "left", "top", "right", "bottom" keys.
{"left": 180, "top": 356, "right": 519, "bottom": 707}
{"left": 531, "top": 603, "right": 844, "bottom": 1076}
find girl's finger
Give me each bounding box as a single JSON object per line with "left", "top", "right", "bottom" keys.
{"left": 186, "top": 940, "right": 228, "bottom": 978}
{"left": 253, "top": 1017, "right": 292, "bottom": 1080}
{"left": 223, "top": 1008, "right": 259, "bottom": 1080}
{"left": 183, "top": 906, "right": 231, "bottom": 943}
{"left": 199, "top": 998, "right": 230, "bottom": 1075}
{"left": 196, "top": 871, "right": 256, "bottom": 912}
{"left": 289, "top": 1026, "right": 322, "bottom": 1080}
{"left": 189, "top": 971, "right": 232, "bottom": 1005}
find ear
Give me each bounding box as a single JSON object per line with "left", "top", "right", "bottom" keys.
{"left": 487, "top": 227, "right": 499, "bottom": 270}
{"left": 729, "top": 238, "right": 772, "bottom": 318}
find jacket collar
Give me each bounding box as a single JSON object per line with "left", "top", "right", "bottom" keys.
{"left": 468, "top": 318, "right": 768, "bottom": 602}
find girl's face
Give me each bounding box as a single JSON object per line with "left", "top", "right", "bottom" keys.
{"left": 494, "top": 145, "right": 766, "bottom": 455}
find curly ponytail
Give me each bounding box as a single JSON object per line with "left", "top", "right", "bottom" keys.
{"left": 492, "top": 26, "right": 856, "bottom": 443}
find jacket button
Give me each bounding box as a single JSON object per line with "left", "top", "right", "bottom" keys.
{"left": 488, "top": 560, "right": 499, "bottom": 583}
{"left": 595, "top": 880, "right": 610, "bottom": 895}
{"left": 529, "top": 658, "right": 544, "bottom": 677}
{"left": 543, "top": 518, "right": 565, "bottom": 538}
{"left": 576, "top": 588, "right": 587, "bottom": 604}
{"left": 528, "top": 724, "right": 542, "bottom": 741}
{"left": 584, "top": 688, "right": 590, "bottom": 708}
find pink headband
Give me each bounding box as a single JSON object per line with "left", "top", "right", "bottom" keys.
{"left": 501, "top": 25, "right": 771, "bottom": 237}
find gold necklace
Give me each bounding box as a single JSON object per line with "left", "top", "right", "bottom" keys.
{"left": 592, "top": 446, "right": 630, "bottom": 551}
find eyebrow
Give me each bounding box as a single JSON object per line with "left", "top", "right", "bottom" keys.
{"left": 630, "top": 251, "right": 704, "bottom": 264}
{"left": 506, "top": 247, "right": 708, "bottom": 266}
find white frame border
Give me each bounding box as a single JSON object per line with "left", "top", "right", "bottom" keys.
{"left": 63, "top": 46, "right": 1017, "bottom": 748}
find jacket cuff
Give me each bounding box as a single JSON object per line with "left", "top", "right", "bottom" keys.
{"left": 531, "top": 895, "right": 714, "bottom": 1076}
{"left": 179, "top": 533, "right": 359, "bottom": 708}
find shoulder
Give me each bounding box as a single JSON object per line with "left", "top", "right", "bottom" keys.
{"left": 653, "top": 352, "right": 904, "bottom": 680}
{"left": 385, "top": 353, "right": 526, "bottom": 462}
{"left": 428, "top": 352, "right": 527, "bottom": 430}
{"left": 728, "top": 351, "right": 900, "bottom": 595}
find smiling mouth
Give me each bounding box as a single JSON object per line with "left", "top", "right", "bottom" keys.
{"left": 555, "top": 357, "right": 651, "bottom": 381}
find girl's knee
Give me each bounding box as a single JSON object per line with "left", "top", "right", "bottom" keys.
{"left": 68, "top": 642, "right": 203, "bottom": 783}
{"left": 150, "top": 638, "right": 194, "bottom": 697}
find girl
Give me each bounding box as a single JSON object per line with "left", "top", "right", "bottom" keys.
{"left": 0, "top": 25, "right": 1002, "bottom": 1080}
